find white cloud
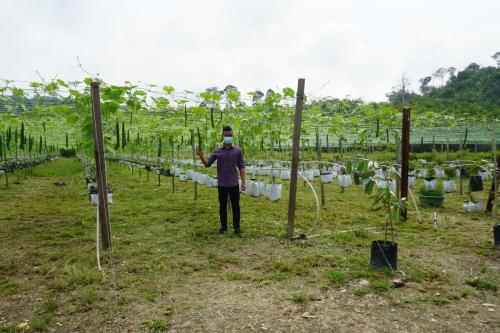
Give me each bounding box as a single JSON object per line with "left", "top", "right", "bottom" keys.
{"left": 1, "top": 0, "right": 499, "bottom": 101}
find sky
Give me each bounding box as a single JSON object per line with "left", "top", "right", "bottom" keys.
{"left": 1, "top": 0, "right": 499, "bottom": 102}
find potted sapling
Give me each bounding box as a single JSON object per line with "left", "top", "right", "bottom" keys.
{"left": 418, "top": 180, "right": 444, "bottom": 208}
{"left": 358, "top": 160, "right": 406, "bottom": 271}
{"left": 408, "top": 162, "right": 417, "bottom": 188}
{"left": 423, "top": 167, "right": 436, "bottom": 191}
{"left": 338, "top": 164, "right": 353, "bottom": 192}
{"left": 89, "top": 186, "right": 98, "bottom": 205}
{"left": 320, "top": 163, "right": 333, "bottom": 184}
{"left": 107, "top": 186, "right": 113, "bottom": 204}
{"left": 265, "top": 182, "right": 282, "bottom": 201}
{"left": 442, "top": 167, "right": 457, "bottom": 193}
{"left": 467, "top": 164, "right": 483, "bottom": 192}
{"left": 463, "top": 192, "right": 482, "bottom": 213}
{"left": 479, "top": 166, "right": 489, "bottom": 182}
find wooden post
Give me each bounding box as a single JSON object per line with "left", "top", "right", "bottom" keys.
{"left": 486, "top": 119, "right": 498, "bottom": 215}
{"left": 400, "top": 108, "right": 411, "bottom": 220}
{"left": 459, "top": 136, "right": 464, "bottom": 196}
{"left": 287, "top": 78, "right": 305, "bottom": 239}
{"left": 191, "top": 129, "right": 198, "bottom": 201}
{"left": 170, "top": 137, "right": 175, "bottom": 193}
{"left": 90, "top": 82, "right": 112, "bottom": 250}
{"left": 486, "top": 156, "right": 499, "bottom": 213}
{"left": 395, "top": 131, "right": 401, "bottom": 198}
{"left": 316, "top": 128, "right": 325, "bottom": 206}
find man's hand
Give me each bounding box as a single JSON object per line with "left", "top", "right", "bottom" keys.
{"left": 196, "top": 149, "right": 204, "bottom": 158}
{"left": 241, "top": 181, "right": 246, "bottom": 192}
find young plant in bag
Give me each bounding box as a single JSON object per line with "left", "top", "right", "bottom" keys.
{"left": 357, "top": 160, "right": 407, "bottom": 243}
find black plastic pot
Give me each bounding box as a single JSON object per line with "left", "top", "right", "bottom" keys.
{"left": 370, "top": 240, "right": 398, "bottom": 271}
{"left": 419, "top": 195, "right": 444, "bottom": 208}
{"left": 494, "top": 225, "right": 500, "bottom": 246}
{"left": 460, "top": 167, "right": 469, "bottom": 179}
{"left": 353, "top": 172, "right": 361, "bottom": 185}
{"left": 469, "top": 176, "right": 483, "bottom": 192}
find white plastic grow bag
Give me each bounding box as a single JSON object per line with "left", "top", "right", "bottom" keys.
{"left": 197, "top": 173, "right": 208, "bottom": 185}
{"left": 265, "top": 184, "right": 282, "bottom": 202}
{"left": 408, "top": 176, "right": 417, "bottom": 188}
{"left": 375, "top": 179, "right": 397, "bottom": 193}
{"left": 338, "top": 174, "right": 352, "bottom": 188}
{"left": 417, "top": 169, "right": 428, "bottom": 178}
{"left": 206, "top": 177, "right": 215, "bottom": 188}
{"left": 463, "top": 200, "right": 482, "bottom": 213}
{"left": 311, "top": 168, "right": 321, "bottom": 177}
{"left": 434, "top": 168, "right": 445, "bottom": 178}
{"left": 374, "top": 169, "right": 385, "bottom": 179}
{"left": 299, "top": 170, "right": 314, "bottom": 181}
{"left": 179, "top": 174, "right": 187, "bottom": 182}
{"left": 247, "top": 180, "right": 265, "bottom": 196}
{"left": 90, "top": 192, "right": 113, "bottom": 205}
{"left": 258, "top": 167, "right": 271, "bottom": 176}
{"left": 320, "top": 173, "right": 333, "bottom": 183}
{"left": 331, "top": 164, "right": 342, "bottom": 173}
{"left": 442, "top": 180, "right": 456, "bottom": 193}
{"left": 190, "top": 172, "right": 198, "bottom": 183}
{"left": 423, "top": 179, "right": 436, "bottom": 191}
{"left": 91, "top": 193, "right": 99, "bottom": 205}
{"left": 271, "top": 168, "right": 281, "bottom": 178}
{"left": 280, "top": 170, "right": 291, "bottom": 180}
{"left": 185, "top": 170, "right": 194, "bottom": 180}
{"left": 480, "top": 171, "right": 489, "bottom": 181}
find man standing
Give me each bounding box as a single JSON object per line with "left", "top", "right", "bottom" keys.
{"left": 197, "top": 126, "right": 246, "bottom": 237}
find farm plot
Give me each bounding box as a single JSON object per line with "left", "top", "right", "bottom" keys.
{"left": 0, "top": 157, "right": 498, "bottom": 332}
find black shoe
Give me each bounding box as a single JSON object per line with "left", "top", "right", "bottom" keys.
{"left": 219, "top": 228, "right": 227, "bottom": 235}
{"left": 234, "top": 229, "right": 242, "bottom": 238}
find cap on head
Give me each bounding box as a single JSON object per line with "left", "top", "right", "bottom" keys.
{"left": 222, "top": 125, "right": 232, "bottom": 132}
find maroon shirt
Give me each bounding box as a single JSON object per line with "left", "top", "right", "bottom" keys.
{"left": 206, "top": 145, "right": 245, "bottom": 187}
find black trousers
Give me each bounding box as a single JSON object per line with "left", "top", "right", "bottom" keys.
{"left": 217, "top": 185, "right": 240, "bottom": 231}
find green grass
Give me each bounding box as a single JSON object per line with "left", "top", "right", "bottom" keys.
{"left": 29, "top": 298, "right": 58, "bottom": 331}
{"left": 466, "top": 278, "right": 498, "bottom": 291}
{"left": 31, "top": 157, "right": 83, "bottom": 177}
{"left": 0, "top": 156, "right": 499, "bottom": 332}
{"left": 0, "top": 280, "right": 19, "bottom": 297}
{"left": 142, "top": 320, "right": 168, "bottom": 333}
{"left": 369, "top": 280, "right": 391, "bottom": 293}
{"left": 324, "top": 270, "right": 347, "bottom": 285}
{"left": 354, "top": 287, "right": 370, "bottom": 296}
{"left": 290, "top": 291, "right": 309, "bottom": 304}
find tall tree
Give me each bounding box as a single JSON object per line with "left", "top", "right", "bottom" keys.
{"left": 115, "top": 120, "right": 120, "bottom": 150}
{"left": 19, "top": 122, "right": 25, "bottom": 151}
{"left": 418, "top": 76, "right": 432, "bottom": 94}
{"left": 121, "top": 122, "right": 126, "bottom": 149}
{"left": 492, "top": 52, "right": 500, "bottom": 67}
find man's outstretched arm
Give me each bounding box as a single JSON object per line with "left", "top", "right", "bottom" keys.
{"left": 197, "top": 149, "right": 215, "bottom": 167}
